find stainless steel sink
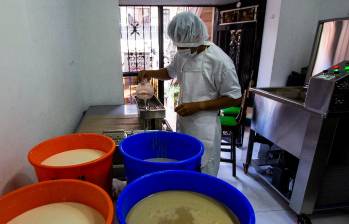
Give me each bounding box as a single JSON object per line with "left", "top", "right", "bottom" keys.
{"left": 135, "top": 95, "right": 166, "bottom": 120}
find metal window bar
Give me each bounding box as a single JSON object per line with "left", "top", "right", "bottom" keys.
{"left": 142, "top": 6, "right": 146, "bottom": 70}
{"left": 158, "top": 6, "right": 164, "bottom": 103}
{"left": 133, "top": 6, "right": 138, "bottom": 70}
{"left": 150, "top": 7, "right": 153, "bottom": 69}
{"left": 126, "top": 6, "right": 130, "bottom": 72}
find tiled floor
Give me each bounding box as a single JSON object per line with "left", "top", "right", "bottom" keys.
{"left": 218, "top": 145, "right": 349, "bottom": 224}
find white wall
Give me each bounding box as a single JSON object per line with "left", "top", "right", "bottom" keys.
{"left": 318, "top": 0, "right": 349, "bottom": 21}
{"left": 0, "top": 0, "right": 83, "bottom": 194}
{"left": 0, "top": 0, "right": 123, "bottom": 194}
{"left": 257, "top": 0, "right": 349, "bottom": 87}
{"left": 269, "top": 0, "right": 320, "bottom": 86}
{"left": 76, "top": 0, "right": 124, "bottom": 107}
{"left": 256, "top": 0, "right": 282, "bottom": 87}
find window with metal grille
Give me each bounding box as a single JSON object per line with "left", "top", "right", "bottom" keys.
{"left": 120, "top": 6, "right": 215, "bottom": 106}
{"left": 120, "top": 6, "right": 159, "bottom": 104}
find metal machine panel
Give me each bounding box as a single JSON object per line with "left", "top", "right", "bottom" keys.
{"left": 246, "top": 61, "right": 349, "bottom": 216}
{"left": 252, "top": 94, "right": 311, "bottom": 158}
{"left": 305, "top": 61, "right": 349, "bottom": 115}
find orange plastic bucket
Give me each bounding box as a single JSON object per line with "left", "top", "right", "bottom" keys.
{"left": 28, "top": 133, "right": 116, "bottom": 192}
{"left": 0, "top": 179, "right": 114, "bottom": 223}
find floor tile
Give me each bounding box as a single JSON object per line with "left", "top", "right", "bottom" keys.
{"left": 218, "top": 160, "right": 289, "bottom": 212}
{"left": 218, "top": 144, "right": 349, "bottom": 224}
{"left": 255, "top": 210, "right": 297, "bottom": 224}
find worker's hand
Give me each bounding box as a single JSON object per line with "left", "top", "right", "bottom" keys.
{"left": 175, "top": 102, "right": 202, "bottom": 117}
{"left": 138, "top": 70, "right": 151, "bottom": 82}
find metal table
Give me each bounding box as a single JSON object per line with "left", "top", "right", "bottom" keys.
{"left": 75, "top": 104, "right": 172, "bottom": 180}
{"left": 76, "top": 105, "right": 141, "bottom": 133}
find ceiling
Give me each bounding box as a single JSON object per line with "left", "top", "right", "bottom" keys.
{"left": 119, "top": 0, "right": 240, "bottom": 6}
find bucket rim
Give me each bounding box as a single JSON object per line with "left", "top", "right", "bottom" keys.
{"left": 116, "top": 170, "right": 256, "bottom": 224}
{"left": 119, "top": 131, "right": 204, "bottom": 165}
{"left": 27, "top": 133, "right": 116, "bottom": 170}
{"left": 0, "top": 179, "right": 114, "bottom": 223}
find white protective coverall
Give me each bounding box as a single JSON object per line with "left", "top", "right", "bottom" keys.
{"left": 167, "top": 42, "right": 241, "bottom": 176}
{"left": 166, "top": 12, "right": 241, "bottom": 176}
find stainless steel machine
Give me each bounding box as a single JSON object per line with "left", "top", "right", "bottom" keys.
{"left": 75, "top": 95, "right": 171, "bottom": 180}
{"left": 244, "top": 61, "right": 349, "bottom": 219}
{"left": 135, "top": 95, "right": 167, "bottom": 130}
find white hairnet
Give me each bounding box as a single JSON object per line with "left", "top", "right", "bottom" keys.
{"left": 167, "top": 12, "right": 209, "bottom": 48}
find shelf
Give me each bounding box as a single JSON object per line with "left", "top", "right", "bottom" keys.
{"left": 251, "top": 159, "right": 291, "bottom": 203}
{"left": 220, "top": 20, "right": 257, "bottom": 26}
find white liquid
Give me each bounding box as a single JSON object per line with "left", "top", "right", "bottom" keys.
{"left": 126, "top": 191, "right": 240, "bottom": 224}
{"left": 144, "top": 157, "right": 178, "bottom": 162}
{"left": 137, "top": 92, "right": 153, "bottom": 100}
{"left": 41, "top": 149, "right": 105, "bottom": 166}
{"left": 7, "top": 202, "right": 105, "bottom": 224}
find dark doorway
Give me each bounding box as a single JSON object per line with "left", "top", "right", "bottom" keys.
{"left": 214, "top": 0, "right": 267, "bottom": 92}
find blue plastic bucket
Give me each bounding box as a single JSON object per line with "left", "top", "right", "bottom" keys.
{"left": 119, "top": 131, "right": 204, "bottom": 182}
{"left": 116, "top": 170, "right": 255, "bottom": 224}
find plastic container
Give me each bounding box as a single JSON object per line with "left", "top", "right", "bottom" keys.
{"left": 0, "top": 179, "right": 114, "bottom": 223}
{"left": 28, "top": 133, "right": 115, "bottom": 192}
{"left": 119, "top": 131, "right": 204, "bottom": 182}
{"left": 136, "top": 80, "right": 154, "bottom": 100}
{"left": 116, "top": 170, "right": 255, "bottom": 224}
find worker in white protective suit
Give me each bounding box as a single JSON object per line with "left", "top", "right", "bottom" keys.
{"left": 139, "top": 12, "right": 241, "bottom": 176}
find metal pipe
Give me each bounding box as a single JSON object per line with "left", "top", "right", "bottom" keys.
{"left": 158, "top": 6, "right": 164, "bottom": 103}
